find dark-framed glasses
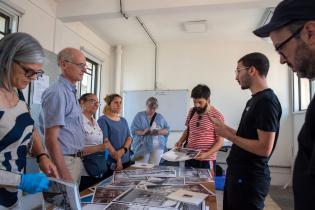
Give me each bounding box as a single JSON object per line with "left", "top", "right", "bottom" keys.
{"left": 64, "top": 60, "right": 86, "bottom": 70}
{"left": 235, "top": 67, "right": 250, "bottom": 76}
{"left": 275, "top": 25, "right": 304, "bottom": 53}
{"left": 15, "top": 62, "right": 44, "bottom": 79}
{"left": 87, "top": 99, "right": 99, "bottom": 105}
{"left": 196, "top": 115, "right": 202, "bottom": 127}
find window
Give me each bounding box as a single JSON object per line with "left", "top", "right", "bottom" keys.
{"left": 0, "top": 2, "right": 20, "bottom": 37}
{"left": 0, "top": 12, "right": 10, "bottom": 39}
{"left": 293, "top": 72, "right": 313, "bottom": 112}
{"left": 78, "top": 58, "right": 99, "bottom": 96}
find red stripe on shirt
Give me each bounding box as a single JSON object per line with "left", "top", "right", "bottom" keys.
{"left": 185, "top": 106, "right": 224, "bottom": 161}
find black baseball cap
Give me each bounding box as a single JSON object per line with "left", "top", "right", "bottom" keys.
{"left": 253, "top": 0, "right": 315, "bottom": 37}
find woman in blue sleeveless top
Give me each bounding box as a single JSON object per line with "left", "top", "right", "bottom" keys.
{"left": 0, "top": 33, "right": 58, "bottom": 209}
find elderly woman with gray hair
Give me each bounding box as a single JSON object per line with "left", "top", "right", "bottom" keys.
{"left": 131, "top": 97, "right": 170, "bottom": 165}
{"left": 0, "top": 33, "right": 58, "bottom": 209}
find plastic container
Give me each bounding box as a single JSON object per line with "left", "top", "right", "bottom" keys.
{"left": 215, "top": 176, "right": 225, "bottom": 190}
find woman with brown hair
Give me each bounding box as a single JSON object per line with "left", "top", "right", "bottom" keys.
{"left": 97, "top": 94, "right": 133, "bottom": 172}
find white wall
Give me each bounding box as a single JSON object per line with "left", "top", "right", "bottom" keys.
{"left": 122, "top": 39, "right": 294, "bottom": 185}
{"left": 7, "top": 0, "right": 114, "bottom": 101}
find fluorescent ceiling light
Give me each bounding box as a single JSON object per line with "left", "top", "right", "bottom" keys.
{"left": 183, "top": 20, "right": 208, "bottom": 33}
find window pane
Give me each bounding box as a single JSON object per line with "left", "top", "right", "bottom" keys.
{"left": 311, "top": 80, "right": 315, "bottom": 98}
{"left": 0, "top": 16, "right": 5, "bottom": 32}
{"left": 81, "top": 73, "right": 92, "bottom": 95}
{"left": 300, "top": 78, "right": 310, "bottom": 110}
{"left": 293, "top": 73, "right": 299, "bottom": 112}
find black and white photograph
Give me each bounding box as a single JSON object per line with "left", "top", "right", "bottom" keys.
{"left": 107, "top": 180, "right": 141, "bottom": 188}
{"left": 179, "top": 169, "right": 213, "bottom": 183}
{"left": 42, "top": 177, "right": 81, "bottom": 210}
{"left": 104, "top": 202, "right": 178, "bottom": 210}
{"left": 92, "top": 187, "right": 130, "bottom": 204}
{"left": 142, "top": 184, "right": 213, "bottom": 196}
{"left": 123, "top": 168, "right": 176, "bottom": 178}
{"left": 162, "top": 148, "right": 200, "bottom": 162}
{"left": 116, "top": 188, "right": 180, "bottom": 208}
{"left": 138, "top": 177, "right": 185, "bottom": 186}
{"left": 113, "top": 171, "right": 149, "bottom": 182}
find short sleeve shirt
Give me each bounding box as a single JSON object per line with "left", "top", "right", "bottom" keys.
{"left": 185, "top": 106, "right": 224, "bottom": 161}
{"left": 227, "top": 88, "right": 282, "bottom": 177}
{"left": 40, "top": 75, "right": 85, "bottom": 154}
{"left": 97, "top": 115, "right": 131, "bottom": 164}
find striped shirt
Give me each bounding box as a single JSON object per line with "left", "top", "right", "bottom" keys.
{"left": 186, "top": 106, "right": 224, "bottom": 161}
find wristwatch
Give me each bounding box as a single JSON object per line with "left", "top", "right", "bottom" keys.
{"left": 123, "top": 147, "right": 128, "bottom": 154}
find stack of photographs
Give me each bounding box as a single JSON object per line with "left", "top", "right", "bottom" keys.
{"left": 81, "top": 166, "right": 214, "bottom": 210}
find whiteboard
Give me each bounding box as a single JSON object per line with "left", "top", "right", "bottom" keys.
{"left": 123, "top": 90, "right": 189, "bottom": 131}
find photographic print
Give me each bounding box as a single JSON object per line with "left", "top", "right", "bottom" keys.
{"left": 92, "top": 187, "right": 130, "bottom": 204}
{"left": 180, "top": 169, "right": 213, "bottom": 183}
{"left": 113, "top": 171, "right": 148, "bottom": 182}
{"left": 142, "top": 184, "right": 213, "bottom": 196}
{"left": 43, "top": 177, "right": 81, "bottom": 210}
{"left": 123, "top": 168, "right": 176, "bottom": 178}
{"left": 107, "top": 180, "right": 141, "bottom": 188}
{"left": 162, "top": 148, "right": 200, "bottom": 162}
{"left": 104, "top": 202, "right": 178, "bottom": 210}
{"left": 137, "top": 177, "right": 185, "bottom": 186}
{"left": 116, "top": 188, "right": 180, "bottom": 208}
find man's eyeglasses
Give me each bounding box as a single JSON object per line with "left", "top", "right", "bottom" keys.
{"left": 196, "top": 115, "right": 202, "bottom": 127}
{"left": 275, "top": 25, "right": 304, "bottom": 53}
{"left": 235, "top": 67, "right": 250, "bottom": 76}
{"left": 64, "top": 60, "right": 86, "bottom": 70}
{"left": 16, "top": 62, "right": 44, "bottom": 79}
{"left": 87, "top": 99, "right": 99, "bottom": 105}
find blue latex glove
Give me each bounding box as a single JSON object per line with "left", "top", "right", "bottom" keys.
{"left": 18, "top": 173, "right": 49, "bottom": 194}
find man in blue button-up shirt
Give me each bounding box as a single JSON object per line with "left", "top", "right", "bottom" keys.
{"left": 41, "top": 48, "right": 86, "bottom": 182}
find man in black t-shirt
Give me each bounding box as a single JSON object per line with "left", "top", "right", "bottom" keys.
{"left": 253, "top": 1, "right": 315, "bottom": 210}
{"left": 211, "top": 52, "right": 282, "bottom": 210}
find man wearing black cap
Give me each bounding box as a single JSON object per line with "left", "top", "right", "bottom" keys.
{"left": 254, "top": 0, "right": 315, "bottom": 209}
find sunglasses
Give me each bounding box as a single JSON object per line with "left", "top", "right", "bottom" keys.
{"left": 196, "top": 115, "right": 202, "bottom": 127}
{"left": 15, "top": 62, "right": 44, "bottom": 79}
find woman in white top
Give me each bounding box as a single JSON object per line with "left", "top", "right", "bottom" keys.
{"left": 79, "top": 93, "right": 110, "bottom": 190}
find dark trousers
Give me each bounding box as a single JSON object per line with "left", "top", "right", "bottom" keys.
{"left": 185, "top": 159, "right": 216, "bottom": 176}
{"left": 223, "top": 172, "right": 270, "bottom": 210}
{"left": 79, "top": 170, "right": 112, "bottom": 192}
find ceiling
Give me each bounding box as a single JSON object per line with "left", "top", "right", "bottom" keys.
{"left": 55, "top": 0, "right": 280, "bottom": 46}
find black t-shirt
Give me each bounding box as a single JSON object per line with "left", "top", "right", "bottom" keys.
{"left": 226, "top": 88, "right": 282, "bottom": 177}
{"left": 293, "top": 95, "right": 315, "bottom": 209}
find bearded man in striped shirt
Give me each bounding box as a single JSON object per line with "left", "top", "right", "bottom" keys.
{"left": 175, "top": 84, "right": 224, "bottom": 174}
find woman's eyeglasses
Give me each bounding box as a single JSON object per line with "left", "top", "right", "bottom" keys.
{"left": 196, "top": 115, "right": 202, "bottom": 127}
{"left": 15, "top": 62, "right": 44, "bottom": 79}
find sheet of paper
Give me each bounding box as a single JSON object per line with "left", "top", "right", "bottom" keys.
{"left": 32, "top": 74, "right": 49, "bottom": 104}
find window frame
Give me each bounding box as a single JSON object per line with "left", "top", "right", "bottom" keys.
{"left": 292, "top": 72, "right": 313, "bottom": 112}
{"left": 0, "top": 12, "right": 10, "bottom": 37}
